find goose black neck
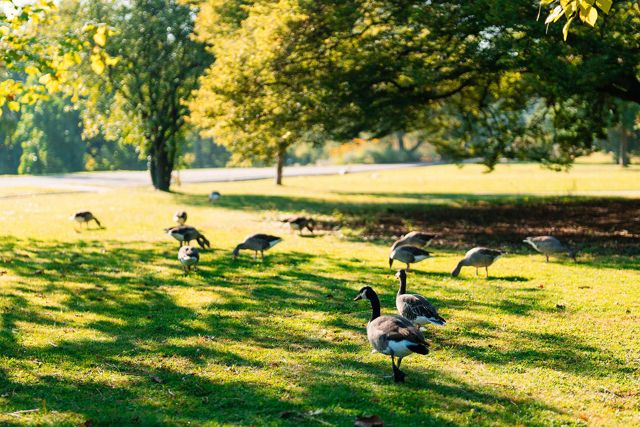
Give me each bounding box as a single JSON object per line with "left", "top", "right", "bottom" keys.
{"left": 368, "top": 291, "right": 381, "bottom": 321}
{"left": 397, "top": 274, "right": 407, "bottom": 296}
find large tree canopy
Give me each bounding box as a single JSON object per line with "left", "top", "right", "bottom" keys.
{"left": 192, "top": 0, "right": 639, "bottom": 173}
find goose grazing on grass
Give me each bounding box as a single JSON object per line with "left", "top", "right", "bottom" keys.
{"left": 451, "top": 247, "right": 504, "bottom": 277}
{"left": 173, "top": 211, "right": 187, "bottom": 225}
{"left": 178, "top": 246, "right": 199, "bottom": 274}
{"left": 165, "top": 225, "right": 210, "bottom": 249}
{"left": 283, "top": 216, "right": 315, "bottom": 235}
{"left": 395, "top": 270, "right": 445, "bottom": 328}
{"left": 70, "top": 211, "right": 102, "bottom": 229}
{"left": 523, "top": 236, "right": 577, "bottom": 262}
{"left": 389, "top": 246, "right": 431, "bottom": 271}
{"left": 209, "top": 191, "right": 221, "bottom": 202}
{"left": 391, "top": 232, "right": 436, "bottom": 250}
{"left": 353, "top": 286, "right": 429, "bottom": 383}
{"left": 232, "top": 234, "right": 282, "bottom": 260}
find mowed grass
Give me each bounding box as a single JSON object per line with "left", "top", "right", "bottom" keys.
{"left": 0, "top": 163, "right": 639, "bottom": 426}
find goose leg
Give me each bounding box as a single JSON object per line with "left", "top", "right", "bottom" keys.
{"left": 485, "top": 266, "right": 489, "bottom": 277}
{"left": 475, "top": 267, "right": 478, "bottom": 276}
{"left": 391, "top": 355, "right": 405, "bottom": 383}
{"left": 261, "top": 250, "right": 264, "bottom": 259}
{"left": 253, "top": 251, "right": 257, "bottom": 260}
{"left": 545, "top": 254, "right": 549, "bottom": 263}
{"left": 406, "top": 263, "right": 411, "bottom": 272}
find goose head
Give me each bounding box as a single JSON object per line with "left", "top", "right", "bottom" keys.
{"left": 394, "top": 269, "right": 407, "bottom": 280}
{"left": 353, "top": 286, "right": 374, "bottom": 301}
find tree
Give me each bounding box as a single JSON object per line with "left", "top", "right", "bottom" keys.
{"left": 191, "top": 0, "right": 327, "bottom": 185}
{"left": 75, "top": 0, "right": 212, "bottom": 191}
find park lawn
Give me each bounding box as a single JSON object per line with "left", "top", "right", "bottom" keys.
{"left": 0, "top": 163, "right": 639, "bottom": 426}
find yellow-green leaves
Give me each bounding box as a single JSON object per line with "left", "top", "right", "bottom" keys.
{"left": 540, "top": 0, "right": 614, "bottom": 40}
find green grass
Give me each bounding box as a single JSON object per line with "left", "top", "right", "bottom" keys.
{"left": 1, "top": 163, "right": 639, "bottom": 426}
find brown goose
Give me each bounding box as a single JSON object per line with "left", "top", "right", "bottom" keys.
{"left": 232, "top": 234, "right": 282, "bottom": 259}
{"left": 523, "top": 236, "right": 577, "bottom": 262}
{"left": 451, "top": 247, "right": 504, "bottom": 277}
{"left": 173, "top": 211, "right": 187, "bottom": 225}
{"left": 395, "top": 270, "right": 446, "bottom": 327}
{"left": 391, "top": 232, "right": 436, "bottom": 250}
{"left": 389, "top": 246, "right": 431, "bottom": 271}
{"left": 354, "top": 286, "right": 429, "bottom": 383}
{"left": 283, "top": 216, "right": 315, "bottom": 234}
{"left": 178, "top": 246, "right": 199, "bottom": 274}
{"left": 165, "top": 225, "right": 210, "bottom": 249}
{"left": 70, "top": 211, "right": 102, "bottom": 229}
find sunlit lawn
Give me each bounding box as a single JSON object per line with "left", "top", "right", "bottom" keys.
{"left": 1, "top": 163, "right": 639, "bottom": 425}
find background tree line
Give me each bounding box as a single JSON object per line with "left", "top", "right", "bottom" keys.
{"left": 1, "top": 0, "right": 638, "bottom": 188}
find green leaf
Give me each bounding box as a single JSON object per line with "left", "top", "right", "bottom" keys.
{"left": 562, "top": 16, "right": 575, "bottom": 40}
{"left": 595, "top": 0, "right": 612, "bottom": 14}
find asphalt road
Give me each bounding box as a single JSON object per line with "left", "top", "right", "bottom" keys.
{"left": 0, "top": 163, "right": 430, "bottom": 192}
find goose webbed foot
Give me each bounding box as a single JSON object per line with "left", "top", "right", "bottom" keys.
{"left": 393, "top": 367, "right": 406, "bottom": 383}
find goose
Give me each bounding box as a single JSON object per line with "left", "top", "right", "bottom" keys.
{"left": 209, "top": 191, "right": 221, "bottom": 202}
{"left": 353, "top": 286, "right": 429, "bottom": 383}
{"left": 395, "top": 270, "right": 445, "bottom": 327}
{"left": 391, "top": 232, "right": 436, "bottom": 250}
{"left": 283, "top": 216, "right": 315, "bottom": 234}
{"left": 523, "top": 236, "right": 576, "bottom": 262}
{"left": 165, "top": 225, "right": 210, "bottom": 249}
{"left": 232, "top": 234, "right": 282, "bottom": 259}
{"left": 173, "top": 211, "right": 187, "bottom": 225}
{"left": 178, "top": 246, "right": 199, "bottom": 273}
{"left": 451, "top": 247, "right": 504, "bottom": 277}
{"left": 70, "top": 211, "right": 102, "bottom": 229}
{"left": 389, "top": 246, "right": 431, "bottom": 271}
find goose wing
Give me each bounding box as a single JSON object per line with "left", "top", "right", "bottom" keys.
{"left": 398, "top": 294, "right": 442, "bottom": 323}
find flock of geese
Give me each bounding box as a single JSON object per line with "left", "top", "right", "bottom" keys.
{"left": 70, "top": 208, "right": 578, "bottom": 383}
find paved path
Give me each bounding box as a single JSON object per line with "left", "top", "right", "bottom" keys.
{"left": 0, "top": 163, "right": 430, "bottom": 193}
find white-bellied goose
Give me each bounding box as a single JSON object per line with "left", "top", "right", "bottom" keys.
{"left": 178, "top": 245, "right": 200, "bottom": 273}
{"left": 389, "top": 246, "right": 431, "bottom": 271}
{"left": 391, "top": 232, "right": 436, "bottom": 250}
{"left": 209, "top": 191, "right": 221, "bottom": 202}
{"left": 232, "top": 234, "right": 282, "bottom": 259}
{"left": 354, "top": 286, "right": 429, "bottom": 383}
{"left": 70, "top": 211, "right": 102, "bottom": 229}
{"left": 395, "top": 270, "right": 445, "bottom": 327}
{"left": 451, "top": 247, "right": 504, "bottom": 277}
{"left": 165, "top": 225, "right": 211, "bottom": 249}
{"left": 283, "top": 216, "right": 315, "bottom": 234}
{"left": 173, "top": 211, "right": 187, "bottom": 225}
{"left": 523, "top": 236, "right": 577, "bottom": 262}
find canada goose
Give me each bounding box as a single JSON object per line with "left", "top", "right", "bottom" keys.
{"left": 353, "top": 286, "right": 429, "bottom": 383}
{"left": 523, "top": 236, "right": 577, "bottom": 262}
{"left": 395, "top": 270, "right": 445, "bottom": 327}
{"left": 173, "top": 211, "right": 187, "bottom": 225}
{"left": 178, "top": 246, "right": 199, "bottom": 273}
{"left": 391, "top": 232, "right": 436, "bottom": 250}
{"left": 232, "top": 234, "right": 282, "bottom": 259}
{"left": 209, "top": 191, "right": 221, "bottom": 202}
{"left": 389, "top": 246, "right": 431, "bottom": 271}
{"left": 165, "top": 225, "right": 211, "bottom": 249}
{"left": 282, "top": 216, "right": 315, "bottom": 234}
{"left": 70, "top": 211, "right": 102, "bottom": 229}
{"left": 451, "top": 247, "right": 503, "bottom": 277}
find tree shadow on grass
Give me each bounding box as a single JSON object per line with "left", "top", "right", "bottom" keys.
{"left": 0, "top": 236, "right": 630, "bottom": 425}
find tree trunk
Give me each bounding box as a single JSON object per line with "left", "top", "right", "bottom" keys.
{"left": 149, "top": 142, "right": 173, "bottom": 191}
{"left": 618, "top": 124, "right": 629, "bottom": 168}
{"left": 275, "top": 144, "right": 286, "bottom": 185}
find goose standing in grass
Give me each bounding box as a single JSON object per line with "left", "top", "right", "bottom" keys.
{"left": 523, "top": 236, "right": 577, "bottom": 262}
{"left": 173, "top": 211, "right": 187, "bottom": 225}
{"left": 165, "top": 225, "right": 210, "bottom": 249}
{"left": 232, "top": 234, "right": 282, "bottom": 260}
{"left": 178, "top": 246, "right": 199, "bottom": 274}
{"left": 283, "top": 216, "right": 315, "bottom": 235}
{"left": 209, "top": 191, "right": 221, "bottom": 202}
{"left": 451, "top": 247, "right": 504, "bottom": 277}
{"left": 389, "top": 246, "right": 431, "bottom": 271}
{"left": 395, "top": 270, "right": 446, "bottom": 328}
{"left": 70, "top": 211, "right": 102, "bottom": 229}
{"left": 353, "top": 286, "right": 429, "bottom": 383}
{"left": 391, "top": 232, "right": 436, "bottom": 250}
